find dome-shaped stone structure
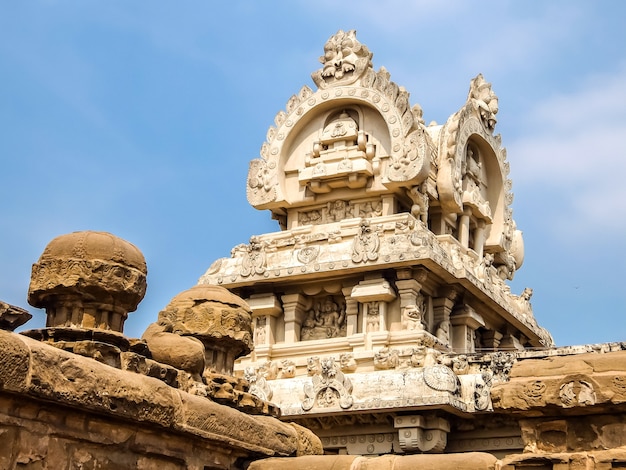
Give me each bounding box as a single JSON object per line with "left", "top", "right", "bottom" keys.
{"left": 28, "top": 231, "right": 147, "bottom": 332}
{"left": 151, "top": 285, "right": 253, "bottom": 375}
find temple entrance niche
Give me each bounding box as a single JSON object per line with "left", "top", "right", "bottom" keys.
{"left": 298, "top": 108, "right": 375, "bottom": 196}
{"left": 301, "top": 295, "right": 347, "bottom": 341}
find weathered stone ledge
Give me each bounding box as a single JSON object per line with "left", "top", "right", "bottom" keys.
{"left": 0, "top": 329, "right": 321, "bottom": 458}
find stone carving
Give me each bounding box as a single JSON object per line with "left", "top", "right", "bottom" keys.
{"left": 302, "top": 357, "right": 353, "bottom": 411}
{"left": 244, "top": 366, "right": 273, "bottom": 402}
{"left": 559, "top": 380, "right": 596, "bottom": 407}
{"left": 240, "top": 236, "right": 267, "bottom": 277}
{"left": 339, "top": 353, "right": 357, "bottom": 373}
{"left": 394, "top": 415, "right": 450, "bottom": 454}
{"left": 358, "top": 200, "right": 382, "bottom": 218}
{"left": 301, "top": 296, "right": 347, "bottom": 341}
{"left": 374, "top": 347, "right": 399, "bottom": 370}
{"left": 143, "top": 285, "right": 253, "bottom": 377}
{"left": 28, "top": 231, "right": 147, "bottom": 333}
{"left": 452, "top": 355, "right": 470, "bottom": 375}
{"left": 352, "top": 220, "right": 379, "bottom": 263}
{"left": 0, "top": 300, "right": 31, "bottom": 331}
{"left": 423, "top": 365, "right": 460, "bottom": 394}
{"left": 296, "top": 246, "right": 319, "bottom": 264}
{"left": 402, "top": 302, "right": 425, "bottom": 331}
{"left": 474, "top": 370, "right": 493, "bottom": 411}
{"left": 522, "top": 380, "right": 547, "bottom": 404}
{"left": 435, "top": 320, "right": 451, "bottom": 344}
{"left": 366, "top": 301, "right": 381, "bottom": 332}
{"left": 247, "top": 158, "right": 277, "bottom": 206}
{"left": 327, "top": 200, "right": 350, "bottom": 222}
{"left": 387, "top": 127, "right": 430, "bottom": 183}
{"left": 280, "top": 360, "right": 296, "bottom": 378}
{"left": 312, "top": 29, "right": 373, "bottom": 89}
{"left": 307, "top": 356, "right": 321, "bottom": 376}
{"left": 258, "top": 360, "right": 279, "bottom": 380}
{"left": 300, "top": 110, "right": 375, "bottom": 193}
{"left": 254, "top": 316, "right": 267, "bottom": 345}
{"left": 468, "top": 74, "right": 499, "bottom": 132}
{"left": 298, "top": 201, "right": 357, "bottom": 226}
{"left": 489, "top": 352, "right": 516, "bottom": 382}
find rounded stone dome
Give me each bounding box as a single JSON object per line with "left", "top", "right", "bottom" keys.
{"left": 28, "top": 231, "right": 147, "bottom": 331}
{"left": 157, "top": 285, "right": 253, "bottom": 371}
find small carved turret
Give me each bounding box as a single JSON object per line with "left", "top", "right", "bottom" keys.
{"left": 28, "top": 230, "right": 147, "bottom": 333}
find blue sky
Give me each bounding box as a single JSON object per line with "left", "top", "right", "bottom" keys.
{"left": 1, "top": 1, "right": 625, "bottom": 346}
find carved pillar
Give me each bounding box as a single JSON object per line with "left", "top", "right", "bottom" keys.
{"left": 351, "top": 275, "right": 396, "bottom": 334}
{"left": 458, "top": 207, "right": 472, "bottom": 248}
{"left": 432, "top": 286, "right": 460, "bottom": 347}
{"left": 247, "top": 293, "right": 282, "bottom": 346}
{"left": 281, "top": 293, "right": 309, "bottom": 343}
{"left": 342, "top": 286, "right": 359, "bottom": 336}
{"left": 394, "top": 415, "right": 450, "bottom": 453}
{"left": 450, "top": 304, "right": 485, "bottom": 353}
{"left": 473, "top": 219, "right": 486, "bottom": 257}
{"left": 395, "top": 268, "right": 427, "bottom": 311}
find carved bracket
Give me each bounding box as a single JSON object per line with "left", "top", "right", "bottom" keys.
{"left": 394, "top": 415, "right": 450, "bottom": 453}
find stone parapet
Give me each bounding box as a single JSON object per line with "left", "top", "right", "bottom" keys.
{"left": 0, "top": 329, "right": 322, "bottom": 468}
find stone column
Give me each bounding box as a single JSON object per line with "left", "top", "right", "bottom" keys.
{"left": 351, "top": 275, "right": 396, "bottom": 333}
{"left": 473, "top": 219, "right": 486, "bottom": 257}
{"left": 458, "top": 207, "right": 472, "bottom": 248}
{"left": 395, "top": 268, "right": 427, "bottom": 311}
{"left": 432, "top": 286, "right": 460, "bottom": 347}
{"left": 281, "top": 293, "right": 309, "bottom": 344}
{"left": 342, "top": 286, "right": 359, "bottom": 336}
{"left": 247, "top": 293, "right": 282, "bottom": 346}
{"left": 450, "top": 304, "right": 485, "bottom": 353}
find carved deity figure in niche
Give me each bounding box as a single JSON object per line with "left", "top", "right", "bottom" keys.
{"left": 300, "top": 296, "right": 346, "bottom": 341}
{"left": 402, "top": 300, "right": 425, "bottom": 331}
{"left": 254, "top": 316, "right": 267, "bottom": 345}
{"left": 359, "top": 200, "right": 382, "bottom": 218}
{"left": 366, "top": 301, "right": 381, "bottom": 333}
{"left": 328, "top": 200, "right": 349, "bottom": 222}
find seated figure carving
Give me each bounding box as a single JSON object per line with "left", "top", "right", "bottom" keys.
{"left": 301, "top": 297, "right": 346, "bottom": 340}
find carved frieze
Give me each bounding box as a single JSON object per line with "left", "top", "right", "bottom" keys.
{"left": 301, "top": 296, "right": 347, "bottom": 341}
{"left": 302, "top": 357, "right": 353, "bottom": 411}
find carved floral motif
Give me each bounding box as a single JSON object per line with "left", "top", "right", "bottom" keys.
{"left": 423, "top": 364, "right": 461, "bottom": 394}
{"left": 240, "top": 236, "right": 267, "bottom": 277}
{"left": 352, "top": 220, "right": 379, "bottom": 263}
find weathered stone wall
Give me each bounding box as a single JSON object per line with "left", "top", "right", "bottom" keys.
{"left": 0, "top": 329, "right": 321, "bottom": 469}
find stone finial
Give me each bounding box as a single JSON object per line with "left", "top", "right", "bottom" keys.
{"left": 311, "top": 30, "right": 373, "bottom": 89}
{"left": 146, "top": 285, "right": 253, "bottom": 376}
{"left": 28, "top": 231, "right": 147, "bottom": 333}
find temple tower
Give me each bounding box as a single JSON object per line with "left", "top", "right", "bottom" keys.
{"left": 199, "top": 30, "right": 553, "bottom": 456}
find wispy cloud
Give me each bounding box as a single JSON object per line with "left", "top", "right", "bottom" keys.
{"left": 509, "top": 63, "right": 626, "bottom": 238}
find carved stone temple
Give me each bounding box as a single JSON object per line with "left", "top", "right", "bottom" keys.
{"left": 2, "top": 30, "right": 626, "bottom": 470}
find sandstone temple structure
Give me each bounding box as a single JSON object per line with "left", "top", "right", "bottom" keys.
{"left": 2, "top": 30, "right": 626, "bottom": 470}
